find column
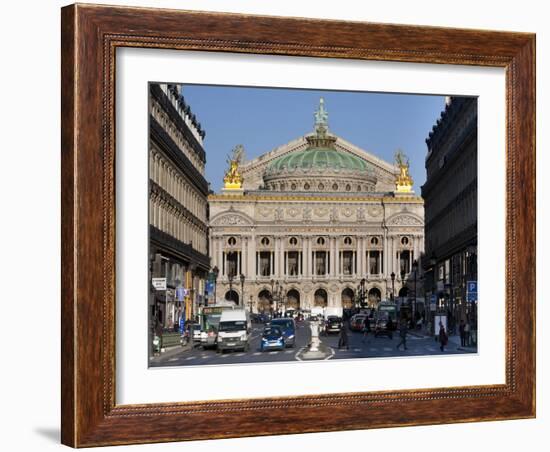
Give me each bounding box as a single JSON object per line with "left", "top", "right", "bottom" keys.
{"left": 279, "top": 237, "right": 285, "bottom": 278}
{"left": 367, "top": 250, "right": 370, "bottom": 276}
{"left": 383, "top": 233, "right": 389, "bottom": 277}
{"left": 329, "top": 238, "right": 335, "bottom": 277}
{"left": 241, "top": 237, "right": 247, "bottom": 277}
{"left": 356, "top": 237, "right": 361, "bottom": 277}
{"left": 334, "top": 237, "right": 340, "bottom": 278}
{"left": 217, "top": 238, "right": 223, "bottom": 274}
{"left": 362, "top": 237, "right": 366, "bottom": 276}
{"left": 270, "top": 250, "right": 274, "bottom": 277}
{"left": 302, "top": 237, "right": 308, "bottom": 277}
{"left": 313, "top": 251, "right": 317, "bottom": 277}
{"left": 248, "top": 235, "right": 256, "bottom": 280}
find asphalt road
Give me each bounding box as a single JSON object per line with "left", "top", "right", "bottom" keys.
{"left": 150, "top": 321, "right": 475, "bottom": 367}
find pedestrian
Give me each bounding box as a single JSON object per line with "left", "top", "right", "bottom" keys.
{"left": 464, "top": 321, "right": 471, "bottom": 347}
{"left": 396, "top": 319, "right": 408, "bottom": 350}
{"left": 338, "top": 322, "right": 349, "bottom": 350}
{"left": 459, "top": 319, "right": 466, "bottom": 347}
{"left": 439, "top": 322, "right": 448, "bottom": 352}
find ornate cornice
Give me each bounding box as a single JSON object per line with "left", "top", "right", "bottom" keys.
{"left": 150, "top": 116, "right": 209, "bottom": 195}
{"left": 150, "top": 180, "right": 208, "bottom": 232}
{"left": 150, "top": 83, "right": 206, "bottom": 162}
{"left": 208, "top": 193, "right": 424, "bottom": 203}
{"left": 149, "top": 226, "right": 210, "bottom": 270}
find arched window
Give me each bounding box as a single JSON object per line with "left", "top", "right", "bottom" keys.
{"left": 401, "top": 236, "right": 409, "bottom": 246}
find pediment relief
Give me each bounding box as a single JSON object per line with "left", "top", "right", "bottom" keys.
{"left": 387, "top": 214, "right": 423, "bottom": 226}
{"left": 210, "top": 212, "right": 253, "bottom": 226}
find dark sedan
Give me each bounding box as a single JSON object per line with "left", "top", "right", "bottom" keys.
{"left": 325, "top": 316, "right": 343, "bottom": 334}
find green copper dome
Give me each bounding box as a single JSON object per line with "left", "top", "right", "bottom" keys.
{"left": 267, "top": 147, "right": 369, "bottom": 173}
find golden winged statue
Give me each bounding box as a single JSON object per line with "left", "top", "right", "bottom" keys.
{"left": 394, "top": 149, "right": 413, "bottom": 193}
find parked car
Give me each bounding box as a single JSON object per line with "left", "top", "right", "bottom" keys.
{"left": 350, "top": 314, "right": 367, "bottom": 332}
{"left": 189, "top": 323, "right": 202, "bottom": 346}
{"left": 260, "top": 326, "right": 285, "bottom": 351}
{"left": 374, "top": 313, "right": 394, "bottom": 339}
{"left": 269, "top": 318, "right": 296, "bottom": 347}
{"left": 325, "top": 316, "right": 343, "bottom": 334}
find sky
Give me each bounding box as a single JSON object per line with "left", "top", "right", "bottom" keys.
{"left": 180, "top": 84, "right": 447, "bottom": 193}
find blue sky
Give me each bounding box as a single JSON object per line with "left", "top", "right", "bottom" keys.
{"left": 180, "top": 85, "right": 446, "bottom": 193}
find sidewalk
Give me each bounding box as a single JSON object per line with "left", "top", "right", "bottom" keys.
{"left": 408, "top": 328, "right": 477, "bottom": 352}
{"left": 149, "top": 340, "right": 195, "bottom": 364}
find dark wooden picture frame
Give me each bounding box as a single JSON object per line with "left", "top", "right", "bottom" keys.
{"left": 61, "top": 3, "right": 535, "bottom": 447}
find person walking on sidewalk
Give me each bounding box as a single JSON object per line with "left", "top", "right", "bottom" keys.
{"left": 464, "top": 321, "right": 471, "bottom": 347}
{"left": 439, "top": 322, "right": 448, "bottom": 352}
{"left": 396, "top": 318, "right": 408, "bottom": 350}
{"left": 459, "top": 319, "right": 466, "bottom": 347}
{"left": 338, "top": 321, "right": 349, "bottom": 350}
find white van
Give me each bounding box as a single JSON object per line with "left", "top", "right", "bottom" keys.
{"left": 216, "top": 309, "right": 250, "bottom": 353}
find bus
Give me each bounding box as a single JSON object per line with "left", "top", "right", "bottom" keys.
{"left": 197, "top": 304, "right": 237, "bottom": 348}
{"left": 377, "top": 301, "right": 398, "bottom": 330}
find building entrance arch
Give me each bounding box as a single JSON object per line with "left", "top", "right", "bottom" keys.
{"left": 314, "top": 288, "right": 328, "bottom": 307}
{"left": 224, "top": 290, "right": 239, "bottom": 305}
{"left": 286, "top": 289, "right": 300, "bottom": 310}
{"left": 341, "top": 287, "right": 355, "bottom": 308}
{"left": 368, "top": 287, "right": 382, "bottom": 307}
{"left": 257, "top": 289, "right": 272, "bottom": 312}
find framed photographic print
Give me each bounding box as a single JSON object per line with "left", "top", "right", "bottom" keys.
{"left": 61, "top": 3, "right": 535, "bottom": 447}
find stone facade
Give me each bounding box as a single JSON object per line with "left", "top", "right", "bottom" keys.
{"left": 209, "top": 99, "right": 425, "bottom": 312}
{"left": 421, "top": 96, "right": 478, "bottom": 335}
{"left": 149, "top": 83, "right": 210, "bottom": 329}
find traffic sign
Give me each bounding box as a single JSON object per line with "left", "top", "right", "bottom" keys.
{"left": 467, "top": 281, "right": 477, "bottom": 294}
{"left": 152, "top": 277, "right": 167, "bottom": 290}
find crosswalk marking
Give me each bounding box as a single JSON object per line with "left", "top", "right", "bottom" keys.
{"left": 185, "top": 356, "right": 195, "bottom": 360}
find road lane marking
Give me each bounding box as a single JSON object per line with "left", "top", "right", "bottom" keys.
{"left": 168, "top": 358, "right": 179, "bottom": 362}
{"left": 185, "top": 356, "right": 196, "bottom": 360}
{"left": 253, "top": 352, "right": 261, "bottom": 356}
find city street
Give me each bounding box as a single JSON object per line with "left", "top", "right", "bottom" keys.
{"left": 150, "top": 321, "right": 475, "bottom": 367}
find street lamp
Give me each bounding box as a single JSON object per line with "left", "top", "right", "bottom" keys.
{"left": 360, "top": 278, "right": 366, "bottom": 307}
{"left": 270, "top": 279, "right": 275, "bottom": 314}
{"left": 249, "top": 295, "right": 254, "bottom": 313}
{"left": 212, "top": 266, "right": 219, "bottom": 305}
{"left": 390, "top": 272, "right": 395, "bottom": 301}
{"left": 239, "top": 273, "right": 245, "bottom": 307}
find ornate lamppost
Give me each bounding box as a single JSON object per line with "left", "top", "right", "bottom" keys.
{"left": 270, "top": 278, "right": 275, "bottom": 315}
{"left": 360, "top": 278, "right": 366, "bottom": 308}
{"left": 239, "top": 273, "right": 245, "bottom": 307}
{"left": 390, "top": 272, "right": 396, "bottom": 301}
{"left": 212, "top": 266, "right": 219, "bottom": 305}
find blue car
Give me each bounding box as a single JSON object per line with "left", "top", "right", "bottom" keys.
{"left": 269, "top": 318, "right": 296, "bottom": 347}
{"left": 260, "top": 326, "right": 285, "bottom": 351}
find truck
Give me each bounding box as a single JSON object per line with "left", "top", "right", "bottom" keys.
{"left": 197, "top": 304, "right": 235, "bottom": 348}
{"left": 216, "top": 308, "right": 251, "bottom": 353}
